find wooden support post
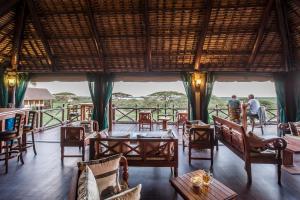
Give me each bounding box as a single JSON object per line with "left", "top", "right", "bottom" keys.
{"left": 108, "top": 98, "right": 112, "bottom": 132}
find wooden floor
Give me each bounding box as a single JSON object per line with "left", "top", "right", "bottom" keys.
{"left": 0, "top": 124, "right": 300, "bottom": 200}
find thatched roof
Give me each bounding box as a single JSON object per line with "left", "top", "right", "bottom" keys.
{"left": 0, "top": 0, "right": 299, "bottom": 73}
{"left": 24, "top": 88, "right": 55, "bottom": 100}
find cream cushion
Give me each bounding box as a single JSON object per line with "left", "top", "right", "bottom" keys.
{"left": 105, "top": 184, "right": 142, "bottom": 200}
{"left": 78, "top": 154, "right": 122, "bottom": 199}
{"left": 77, "top": 166, "right": 100, "bottom": 200}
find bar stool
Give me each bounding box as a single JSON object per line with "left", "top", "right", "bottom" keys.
{"left": 22, "top": 111, "right": 37, "bottom": 155}
{"left": 0, "top": 113, "right": 25, "bottom": 173}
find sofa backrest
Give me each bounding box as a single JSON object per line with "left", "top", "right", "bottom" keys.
{"left": 213, "top": 116, "right": 250, "bottom": 157}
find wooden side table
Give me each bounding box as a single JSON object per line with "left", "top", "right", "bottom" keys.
{"left": 282, "top": 136, "right": 300, "bottom": 174}
{"left": 159, "top": 117, "right": 170, "bottom": 131}
{"left": 170, "top": 170, "right": 237, "bottom": 200}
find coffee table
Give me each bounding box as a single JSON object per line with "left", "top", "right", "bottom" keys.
{"left": 282, "top": 135, "right": 300, "bottom": 174}
{"left": 170, "top": 170, "right": 238, "bottom": 200}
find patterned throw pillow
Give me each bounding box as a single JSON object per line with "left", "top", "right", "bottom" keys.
{"left": 78, "top": 154, "right": 122, "bottom": 199}
{"left": 105, "top": 184, "right": 142, "bottom": 200}
{"left": 77, "top": 166, "right": 100, "bottom": 200}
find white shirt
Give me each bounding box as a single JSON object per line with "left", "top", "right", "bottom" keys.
{"left": 248, "top": 99, "right": 260, "bottom": 115}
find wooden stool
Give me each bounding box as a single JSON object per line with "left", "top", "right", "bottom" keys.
{"left": 0, "top": 113, "right": 25, "bottom": 173}
{"left": 22, "top": 111, "right": 37, "bottom": 155}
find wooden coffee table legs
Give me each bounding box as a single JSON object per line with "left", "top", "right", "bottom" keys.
{"left": 282, "top": 149, "right": 300, "bottom": 175}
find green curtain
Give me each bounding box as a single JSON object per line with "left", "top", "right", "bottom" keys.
{"left": 294, "top": 72, "right": 300, "bottom": 121}
{"left": 181, "top": 72, "right": 196, "bottom": 120}
{"left": 273, "top": 73, "right": 288, "bottom": 123}
{"left": 200, "top": 72, "right": 215, "bottom": 123}
{"left": 15, "top": 73, "right": 30, "bottom": 108}
{"left": 0, "top": 71, "right": 8, "bottom": 108}
{"left": 87, "top": 73, "right": 114, "bottom": 131}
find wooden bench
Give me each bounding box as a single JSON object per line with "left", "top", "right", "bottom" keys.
{"left": 213, "top": 116, "right": 287, "bottom": 184}
{"left": 89, "top": 134, "right": 178, "bottom": 177}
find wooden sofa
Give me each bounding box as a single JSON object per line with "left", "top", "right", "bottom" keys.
{"left": 89, "top": 133, "right": 178, "bottom": 177}
{"left": 213, "top": 116, "right": 287, "bottom": 184}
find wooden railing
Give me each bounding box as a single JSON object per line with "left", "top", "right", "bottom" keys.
{"left": 208, "top": 105, "right": 278, "bottom": 125}
{"left": 112, "top": 104, "right": 187, "bottom": 124}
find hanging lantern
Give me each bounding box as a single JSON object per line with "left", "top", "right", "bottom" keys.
{"left": 5, "top": 69, "right": 17, "bottom": 87}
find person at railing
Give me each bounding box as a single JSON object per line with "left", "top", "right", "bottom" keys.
{"left": 246, "top": 94, "right": 260, "bottom": 118}
{"left": 227, "top": 95, "right": 241, "bottom": 124}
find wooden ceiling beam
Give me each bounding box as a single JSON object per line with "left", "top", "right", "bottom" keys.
{"left": 247, "top": 0, "right": 274, "bottom": 69}
{"left": 143, "top": 0, "right": 151, "bottom": 72}
{"left": 275, "top": 0, "right": 293, "bottom": 71}
{"left": 26, "top": 0, "right": 56, "bottom": 71}
{"left": 194, "top": 0, "right": 212, "bottom": 70}
{"left": 0, "top": 0, "right": 19, "bottom": 17}
{"left": 85, "top": 0, "right": 105, "bottom": 71}
{"left": 11, "top": 1, "right": 27, "bottom": 70}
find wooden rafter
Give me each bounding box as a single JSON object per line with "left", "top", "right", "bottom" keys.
{"left": 0, "top": 0, "right": 19, "bottom": 17}
{"left": 26, "top": 0, "right": 56, "bottom": 71}
{"left": 143, "top": 0, "right": 151, "bottom": 72}
{"left": 86, "top": 0, "right": 105, "bottom": 71}
{"left": 275, "top": 0, "right": 293, "bottom": 71}
{"left": 194, "top": 0, "right": 212, "bottom": 70}
{"left": 11, "top": 1, "right": 27, "bottom": 70}
{"left": 247, "top": 0, "right": 274, "bottom": 69}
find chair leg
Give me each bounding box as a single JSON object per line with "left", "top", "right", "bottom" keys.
{"left": 61, "top": 146, "right": 64, "bottom": 161}
{"left": 245, "top": 163, "right": 252, "bottom": 184}
{"left": 278, "top": 163, "right": 282, "bottom": 185}
{"left": 215, "top": 138, "right": 219, "bottom": 151}
{"left": 30, "top": 131, "right": 37, "bottom": 155}
{"left": 22, "top": 133, "right": 27, "bottom": 152}
{"left": 18, "top": 138, "right": 24, "bottom": 164}
{"left": 251, "top": 120, "right": 255, "bottom": 132}
{"left": 174, "top": 167, "right": 178, "bottom": 177}
{"left": 188, "top": 146, "right": 191, "bottom": 165}
{"left": 82, "top": 145, "right": 85, "bottom": 161}
{"left": 5, "top": 143, "right": 9, "bottom": 174}
{"left": 210, "top": 147, "right": 214, "bottom": 168}
{"left": 182, "top": 140, "right": 185, "bottom": 151}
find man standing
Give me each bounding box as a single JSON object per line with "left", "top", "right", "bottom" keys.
{"left": 247, "top": 94, "right": 260, "bottom": 117}
{"left": 227, "top": 95, "right": 241, "bottom": 123}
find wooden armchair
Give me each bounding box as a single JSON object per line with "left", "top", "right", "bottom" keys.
{"left": 183, "top": 121, "right": 214, "bottom": 167}
{"left": 289, "top": 122, "right": 300, "bottom": 136}
{"left": 175, "top": 111, "right": 188, "bottom": 133}
{"left": 60, "top": 126, "right": 85, "bottom": 161}
{"left": 138, "top": 111, "right": 152, "bottom": 131}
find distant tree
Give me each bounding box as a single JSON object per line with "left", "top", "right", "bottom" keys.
{"left": 54, "top": 92, "right": 76, "bottom": 96}
{"left": 147, "top": 91, "right": 186, "bottom": 106}
{"left": 112, "top": 92, "right": 133, "bottom": 99}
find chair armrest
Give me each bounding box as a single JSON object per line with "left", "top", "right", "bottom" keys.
{"left": 120, "top": 156, "right": 129, "bottom": 186}
{"left": 250, "top": 137, "right": 287, "bottom": 151}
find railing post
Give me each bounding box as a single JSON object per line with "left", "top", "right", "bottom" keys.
{"left": 40, "top": 109, "right": 43, "bottom": 130}
{"left": 216, "top": 104, "right": 219, "bottom": 116}
{"left": 135, "top": 104, "right": 138, "bottom": 122}
{"left": 112, "top": 104, "right": 115, "bottom": 123}
{"left": 61, "top": 107, "right": 65, "bottom": 124}
{"left": 157, "top": 104, "right": 159, "bottom": 121}
{"left": 164, "top": 103, "right": 167, "bottom": 117}
{"left": 172, "top": 104, "right": 175, "bottom": 122}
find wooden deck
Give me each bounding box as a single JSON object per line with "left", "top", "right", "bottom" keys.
{"left": 0, "top": 124, "right": 300, "bottom": 200}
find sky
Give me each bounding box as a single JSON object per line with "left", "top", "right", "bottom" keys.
{"left": 29, "top": 81, "right": 276, "bottom": 97}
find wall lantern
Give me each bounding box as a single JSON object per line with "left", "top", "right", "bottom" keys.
{"left": 195, "top": 79, "right": 202, "bottom": 88}
{"left": 5, "top": 69, "right": 17, "bottom": 87}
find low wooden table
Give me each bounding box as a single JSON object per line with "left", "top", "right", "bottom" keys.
{"left": 282, "top": 135, "right": 300, "bottom": 174}
{"left": 170, "top": 170, "right": 237, "bottom": 200}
